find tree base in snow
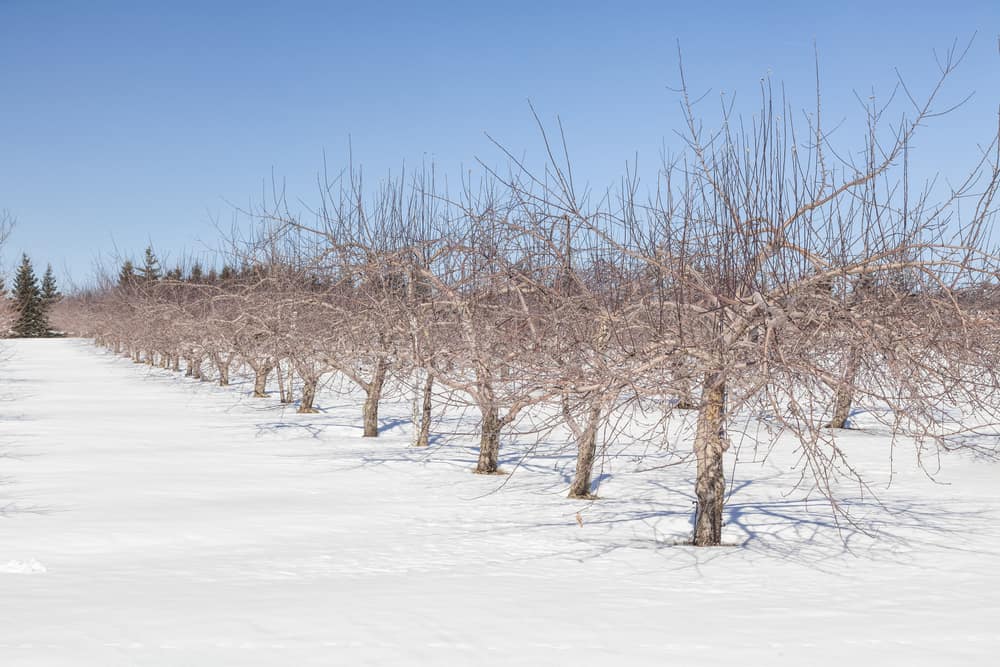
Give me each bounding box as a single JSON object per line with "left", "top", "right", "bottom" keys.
{"left": 472, "top": 467, "right": 507, "bottom": 476}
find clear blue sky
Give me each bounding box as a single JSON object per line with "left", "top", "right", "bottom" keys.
{"left": 1, "top": 0, "right": 997, "bottom": 287}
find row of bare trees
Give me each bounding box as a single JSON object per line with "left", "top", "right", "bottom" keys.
{"left": 56, "top": 52, "right": 1000, "bottom": 546}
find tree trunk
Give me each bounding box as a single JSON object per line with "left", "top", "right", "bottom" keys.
{"left": 252, "top": 363, "right": 272, "bottom": 398}
{"left": 676, "top": 390, "right": 697, "bottom": 410}
{"left": 298, "top": 377, "right": 319, "bottom": 414}
{"left": 568, "top": 402, "right": 603, "bottom": 499}
{"left": 192, "top": 357, "right": 204, "bottom": 380}
{"left": 693, "top": 373, "right": 729, "bottom": 547}
{"left": 828, "top": 347, "right": 861, "bottom": 429}
{"left": 415, "top": 373, "right": 434, "bottom": 447}
{"left": 276, "top": 361, "right": 290, "bottom": 403}
{"left": 475, "top": 404, "right": 502, "bottom": 474}
{"left": 282, "top": 364, "right": 295, "bottom": 403}
{"left": 674, "top": 363, "right": 697, "bottom": 410}
{"left": 410, "top": 368, "right": 425, "bottom": 446}
{"left": 362, "top": 395, "right": 379, "bottom": 437}
{"left": 171, "top": 355, "right": 180, "bottom": 372}
{"left": 211, "top": 353, "right": 232, "bottom": 386}
{"left": 361, "top": 357, "right": 389, "bottom": 438}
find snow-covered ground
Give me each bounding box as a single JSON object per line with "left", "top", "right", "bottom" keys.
{"left": 2, "top": 338, "right": 999, "bottom": 665}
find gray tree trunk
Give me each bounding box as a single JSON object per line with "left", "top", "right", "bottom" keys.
{"left": 568, "top": 402, "right": 603, "bottom": 499}
{"left": 693, "top": 373, "right": 729, "bottom": 547}
{"left": 415, "top": 373, "right": 433, "bottom": 447}
{"left": 298, "top": 377, "right": 319, "bottom": 414}
{"left": 475, "top": 404, "right": 502, "bottom": 474}
{"left": 211, "top": 353, "right": 232, "bottom": 386}
{"left": 252, "top": 363, "right": 273, "bottom": 398}
{"left": 828, "top": 347, "right": 861, "bottom": 429}
{"left": 282, "top": 364, "right": 295, "bottom": 403}
{"left": 361, "top": 357, "right": 389, "bottom": 438}
{"left": 276, "top": 361, "right": 291, "bottom": 403}
{"left": 675, "top": 365, "right": 697, "bottom": 410}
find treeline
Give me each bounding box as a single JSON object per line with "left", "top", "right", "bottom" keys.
{"left": 116, "top": 246, "right": 268, "bottom": 288}
{"left": 117, "top": 246, "right": 252, "bottom": 287}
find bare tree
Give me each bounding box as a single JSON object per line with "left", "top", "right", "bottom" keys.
{"left": 76, "top": 46, "right": 1000, "bottom": 550}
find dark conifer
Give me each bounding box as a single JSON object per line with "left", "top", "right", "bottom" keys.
{"left": 118, "top": 260, "right": 137, "bottom": 289}
{"left": 138, "top": 246, "right": 161, "bottom": 283}
{"left": 41, "top": 264, "right": 61, "bottom": 307}
{"left": 11, "top": 254, "right": 48, "bottom": 337}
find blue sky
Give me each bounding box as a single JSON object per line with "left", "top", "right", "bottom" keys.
{"left": 1, "top": 0, "right": 997, "bottom": 286}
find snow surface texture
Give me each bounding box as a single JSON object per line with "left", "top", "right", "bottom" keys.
{"left": 1, "top": 338, "right": 999, "bottom": 665}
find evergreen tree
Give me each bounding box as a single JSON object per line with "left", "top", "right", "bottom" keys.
{"left": 41, "top": 264, "right": 61, "bottom": 307}
{"left": 118, "top": 260, "right": 137, "bottom": 289}
{"left": 189, "top": 262, "right": 204, "bottom": 283}
{"left": 219, "top": 264, "right": 235, "bottom": 282}
{"left": 11, "top": 254, "right": 48, "bottom": 337}
{"left": 138, "top": 246, "right": 161, "bottom": 283}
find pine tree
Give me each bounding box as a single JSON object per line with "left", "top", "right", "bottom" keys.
{"left": 189, "top": 262, "right": 204, "bottom": 283}
{"left": 118, "top": 260, "right": 137, "bottom": 289}
{"left": 41, "top": 264, "right": 61, "bottom": 307}
{"left": 138, "top": 246, "right": 161, "bottom": 283}
{"left": 38, "top": 264, "right": 61, "bottom": 336}
{"left": 11, "top": 254, "right": 49, "bottom": 337}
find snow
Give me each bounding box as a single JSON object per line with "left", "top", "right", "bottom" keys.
{"left": 0, "top": 558, "right": 46, "bottom": 574}
{"left": 1, "top": 338, "right": 999, "bottom": 665}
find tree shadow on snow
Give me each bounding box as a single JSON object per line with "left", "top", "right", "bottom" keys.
{"left": 177, "top": 372, "right": 1000, "bottom": 571}
{"left": 540, "top": 475, "right": 995, "bottom": 570}
{"left": 0, "top": 474, "right": 59, "bottom": 518}
{"left": 0, "top": 501, "right": 59, "bottom": 518}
